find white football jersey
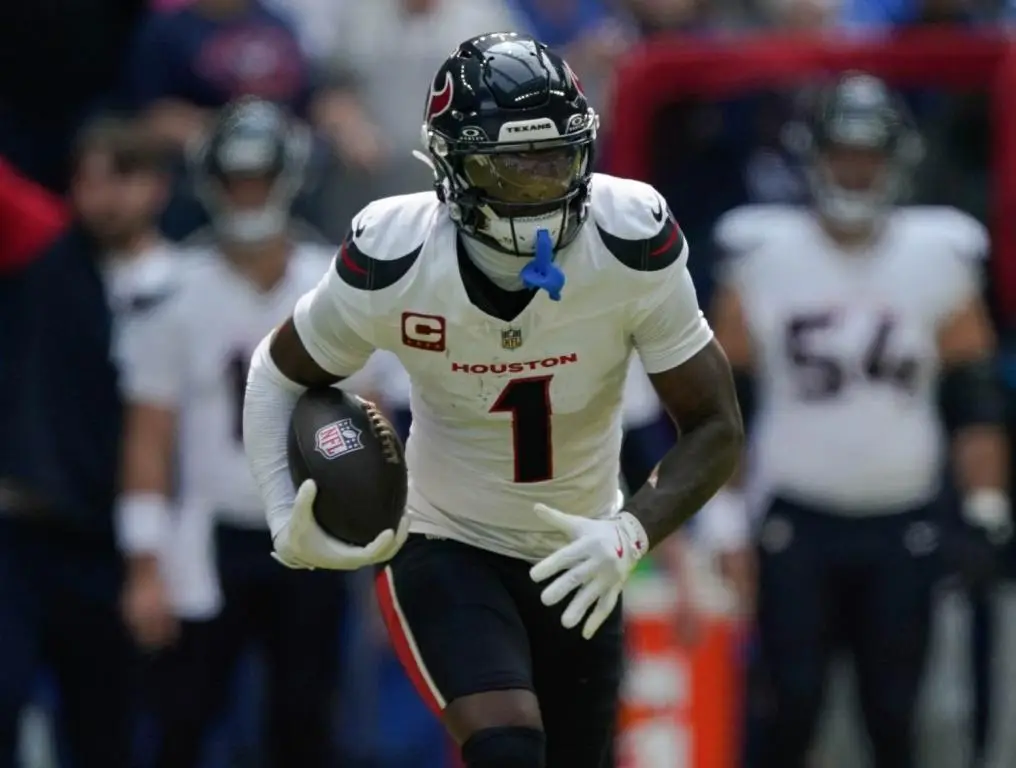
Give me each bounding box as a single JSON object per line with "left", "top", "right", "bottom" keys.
{"left": 293, "top": 173, "right": 713, "bottom": 561}
{"left": 716, "top": 205, "right": 986, "bottom": 513}
{"left": 103, "top": 242, "right": 182, "bottom": 366}
{"left": 354, "top": 352, "right": 660, "bottom": 425}
{"left": 121, "top": 243, "right": 334, "bottom": 528}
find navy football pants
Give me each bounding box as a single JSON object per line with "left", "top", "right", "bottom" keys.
{"left": 751, "top": 496, "right": 941, "bottom": 768}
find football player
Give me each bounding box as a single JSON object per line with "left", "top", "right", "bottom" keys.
{"left": 0, "top": 115, "right": 174, "bottom": 768}
{"left": 710, "top": 73, "right": 1010, "bottom": 768}
{"left": 243, "top": 33, "right": 743, "bottom": 768}
{"left": 117, "top": 97, "right": 343, "bottom": 768}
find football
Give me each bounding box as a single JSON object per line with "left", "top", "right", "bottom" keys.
{"left": 287, "top": 387, "right": 408, "bottom": 546}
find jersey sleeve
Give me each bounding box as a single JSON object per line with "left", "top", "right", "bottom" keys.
{"left": 711, "top": 205, "right": 778, "bottom": 293}
{"left": 929, "top": 208, "right": 988, "bottom": 318}
{"left": 119, "top": 294, "right": 186, "bottom": 408}
{"left": 631, "top": 242, "right": 715, "bottom": 374}
{"left": 292, "top": 258, "right": 378, "bottom": 377}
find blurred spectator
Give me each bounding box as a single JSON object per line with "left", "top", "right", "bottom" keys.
{"left": 0, "top": 0, "right": 145, "bottom": 191}
{"left": 838, "top": 0, "right": 909, "bottom": 27}
{"left": 0, "top": 116, "right": 173, "bottom": 768}
{"left": 316, "top": 0, "right": 526, "bottom": 212}
{"left": 258, "top": 0, "right": 349, "bottom": 63}
{"left": 507, "top": 0, "right": 628, "bottom": 110}
{"left": 839, "top": 0, "right": 975, "bottom": 29}
{"left": 117, "top": 98, "right": 343, "bottom": 768}
{"left": 77, "top": 121, "right": 181, "bottom": 335}
{"left": 621, "top": 0, "right": 743, "bottom": 33}
{"left": 126, "top": 0, "right": 317, "bottom": 150}
{"left": 509, "top": 0, "right": 615, "bottom": 46}
{"left": 125, "top": 0, "right": 382, "bottom": 244}
{"left": 762, "top": 0, "right": 843, "bottom": 28}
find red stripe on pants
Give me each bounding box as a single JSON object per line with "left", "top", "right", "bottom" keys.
{"left": 374, "top": 567, "right": 444, "bottom": 717}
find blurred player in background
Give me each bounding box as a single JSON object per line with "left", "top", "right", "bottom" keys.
{"left": 117, "top": 97, "right": 344, "bottom": 768}
{"left": 0, "top": 117, "right": 172, "bottom": 768}
{"left": 711, "top": 72, "right": 1010, "bottom": 768}
{"left": 243, "top": 32, "right": 743, "bottom": 768}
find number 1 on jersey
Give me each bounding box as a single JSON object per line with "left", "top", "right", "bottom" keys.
{"left": 490, "top": 376, "right": 553, "bottom": 483}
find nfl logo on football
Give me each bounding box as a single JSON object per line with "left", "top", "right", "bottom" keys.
{"left": 314, "top": 418, "right": 364, "bottom": 460}
{"left": 501, "top": 327, "right": 523, "bottom": 350}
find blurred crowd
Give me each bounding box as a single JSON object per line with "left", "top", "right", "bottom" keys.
{"left": 1, "top": 0, "right": 1015, "bottom": 767}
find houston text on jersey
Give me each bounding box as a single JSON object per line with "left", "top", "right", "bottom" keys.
{"left": 450, "top": 353, "right": 579, "bottom": 375}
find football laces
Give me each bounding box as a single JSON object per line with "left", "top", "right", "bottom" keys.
{"left": 361, "top": 400, "right": 401, "bottom": 466}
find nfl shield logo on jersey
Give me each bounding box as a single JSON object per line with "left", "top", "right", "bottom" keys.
{"left": 314, "top": 419, "right": 364, "bottom": 460}
{"left": 501, "top": 327, "right": 523, "bottom": 349}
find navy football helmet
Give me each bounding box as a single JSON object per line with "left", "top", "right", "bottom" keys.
{"left": 791, "top": 72, "right": 922, "bottom": 230}
{"left": 420, "top": 32, "right": 598, "bottom": 256}
{"left": 192, "top": 97, "right": 310, "bottom": 245}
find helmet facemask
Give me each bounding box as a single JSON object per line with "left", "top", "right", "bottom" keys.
{"left": 810, "top": 142, "right": 905, "bottom": 232}
{"left": 211, "top": 172, "right": 293, "bottom": 245}
{"left": 424, "top": 110, "right": 598, "bottom": 256}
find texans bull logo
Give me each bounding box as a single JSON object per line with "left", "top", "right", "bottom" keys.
{"left": 426, "top": 72, "right": 453, "bottom": 120}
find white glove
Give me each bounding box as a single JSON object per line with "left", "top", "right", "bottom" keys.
{"left": 272, "top": 480, "right": 409, "bottom": 570}
{"left": 529, "top": 503, "right": 649, "bottom": 640}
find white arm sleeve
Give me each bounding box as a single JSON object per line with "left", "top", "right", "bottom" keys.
{"left": 631, "top": 245, "right": 714, "bottom": 374}
{"left": 243, "top": 334, "right": 307, "bottom": 540}
{"left": 244, "top": 267, "right": 378, "bottom": 538}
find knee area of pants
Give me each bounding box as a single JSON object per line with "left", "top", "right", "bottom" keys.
{"left": 462, "top": 726, "right": 546, "bottom": 768}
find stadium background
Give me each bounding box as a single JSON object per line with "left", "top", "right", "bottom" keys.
{"left": 3, "top": 0, "right": 1016, "bottom": 766}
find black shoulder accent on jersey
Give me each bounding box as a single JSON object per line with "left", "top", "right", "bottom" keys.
{"left": 335, "top": 232, "right": 422, "bottom": 291}
{"left": 596, "top": 217, "right": 686, "bottom": 272}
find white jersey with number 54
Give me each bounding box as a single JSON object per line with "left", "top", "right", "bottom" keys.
{"left": 715, "top": 204, "right": 986, "bottom": 513}
{"left": 293, "top": 173, "right": 713, "bottom": 561}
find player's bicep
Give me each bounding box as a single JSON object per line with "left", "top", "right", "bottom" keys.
{"left": 648, "top": 339, "right": 742, "bottom": 437}
{"left": 270, "top": 317, "right": 342, "bottom": 388}
{"left": 282, "top": 265, "right": 377, "bottom": 386}
{"left": 933, "top": 213, "right": 992, "bottom": 365}
{"left": 631, "top": 260, "right": 713, "bottom": 375}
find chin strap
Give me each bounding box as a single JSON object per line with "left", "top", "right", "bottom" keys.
{"left": 520, "top": 229, "right": 565, "bottom": 301}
